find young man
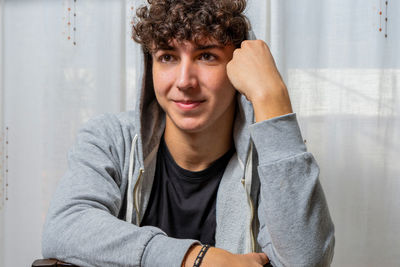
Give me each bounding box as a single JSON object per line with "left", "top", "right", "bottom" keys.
{"left": 42, "top": 0, "right": 334, "bottom": 266}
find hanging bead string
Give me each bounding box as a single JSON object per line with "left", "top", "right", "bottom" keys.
{"left": 130, "top": 0, "right": 135, "bottom": 40}
{"left": 67, "top": 0, "right": 71, "bottom": 41}
{"left": 73, "top": 0, "right": 77, "bottom": 45}
{"left": 3, "top": 127, "right": 9, "bottom": 202}
{"left": 384, "top": 0, "right": 388, "bottom": 38}
{"left": 379, "top": 0, "right": 389, "bottom": 38}
{"left": 5, "top": 127, "right": 8, "bottom": 201}
{"left": 0, "top": 129, "right": 3, "bottom": 208}
{"left": 65, "top": 0, "right": 77, "bottom": 45}
{"left": 379, "top": 0, "right": 382, "bottom": 32}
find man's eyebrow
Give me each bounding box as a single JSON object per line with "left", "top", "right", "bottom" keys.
{"left": 195, "top": 44, "right": 224, "bottom": 51}
{"left": 153, "top": 46, "right": 176, "bottom": 53}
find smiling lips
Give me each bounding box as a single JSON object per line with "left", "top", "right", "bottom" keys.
{"left": 174, "top": 100, "right": 205, "bottom": 110}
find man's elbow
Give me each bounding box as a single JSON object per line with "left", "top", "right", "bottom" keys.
{"left": 41, "top": 219, "right": 58, "bottom": 259}
{"left": 307, "top": 234, "right": 335, "bottom": 267}
{"left": 41, "top": 214, "right": 69, "bottom": 260}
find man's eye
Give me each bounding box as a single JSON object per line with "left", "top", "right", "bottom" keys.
{"left": 158, "top": 54, "right": 175, "bottom": 62}
{"left": 199, "top": 53, "right": 216, "bottom": 61}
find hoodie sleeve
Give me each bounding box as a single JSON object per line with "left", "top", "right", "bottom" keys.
{"left": 249, "top": 113, "right": 335, "bottom": 267}
{"left": 42, "top": 114, "right": 197, "bottom": 267}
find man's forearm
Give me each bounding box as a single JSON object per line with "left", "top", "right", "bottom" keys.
{"left": 182, "top": 245, "right": 269, "bottom": 267}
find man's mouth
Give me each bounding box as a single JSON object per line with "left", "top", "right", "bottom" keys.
{"left": 174, "top": 100, "right": 205, "bottom": 110}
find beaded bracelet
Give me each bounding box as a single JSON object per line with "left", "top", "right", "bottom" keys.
{"left": 193, "top": 244, "right": 210, "bottom": 267}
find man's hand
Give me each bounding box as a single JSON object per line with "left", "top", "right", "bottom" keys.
{"left": 226, "top": 40, "right": 293, "bottom": 122}
{"left": 183, "top": 245, "right": 269, "bottom": 267}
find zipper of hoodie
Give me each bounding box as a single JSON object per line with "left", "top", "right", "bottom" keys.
{"left": 133, "top": 168, "right": 144, "bottom": 226}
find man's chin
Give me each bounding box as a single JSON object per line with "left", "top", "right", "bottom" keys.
{"left": 177, "top": 124, "right": 206, "bottom": 134}
{"left": 165, "top": 113, "right": 210, "bottom": 134}
{"left": 174, "top": 120, "right": 208, "bottom": 134}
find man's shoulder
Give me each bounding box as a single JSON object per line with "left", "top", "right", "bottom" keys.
{"left": 77, "top": 110, "right": 138, "bottom": 141}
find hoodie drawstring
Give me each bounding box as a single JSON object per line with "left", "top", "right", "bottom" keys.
{"left": 242, "top": 142, "right": 256, "bottom": 252}
{"left": 126, "top": 134, "right": 138, "bottom": 224}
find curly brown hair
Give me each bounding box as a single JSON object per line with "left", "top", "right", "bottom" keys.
{"left": 132, "top": 0, "right": 249, "bottom": 52}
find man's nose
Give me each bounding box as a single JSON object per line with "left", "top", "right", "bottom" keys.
{"left": 176, "top": 59, "right": 198, "bottom": 91}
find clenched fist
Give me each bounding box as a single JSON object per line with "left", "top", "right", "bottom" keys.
{"left": 227, "top": 40, "right": 293, "bottom": 122}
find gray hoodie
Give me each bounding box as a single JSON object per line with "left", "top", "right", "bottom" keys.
{"left": 42, "top": 46, "right": 335, "bottom": 266}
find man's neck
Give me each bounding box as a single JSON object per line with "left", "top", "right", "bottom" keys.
{"left": 164, "top": 116, "right": 235, "bottom": 172}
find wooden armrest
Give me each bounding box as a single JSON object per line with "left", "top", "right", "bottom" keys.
{"left": 32, "top": 259, "right": 78, "bottom": 267}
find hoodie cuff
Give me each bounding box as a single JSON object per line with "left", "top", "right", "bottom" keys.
{"left": 249, "top": 113, "right": 307, "bottom": 165}
{"left": 142, "top": 234, "right": 200, "bottom": 267}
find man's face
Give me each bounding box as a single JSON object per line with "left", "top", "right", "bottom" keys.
{"left": 152, "top": 39, "right": 237, "bottom": 134}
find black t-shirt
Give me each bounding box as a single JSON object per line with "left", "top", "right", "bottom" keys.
{"left": 141, "top": 137, "right": 235, "bottom": 246}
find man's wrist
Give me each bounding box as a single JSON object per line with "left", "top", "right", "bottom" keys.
{"left": 182, "top": 245, "right": 235, "bottom": 267}
{"left": 249, "top": 85, "right": 292, "bottom": 122}
{"left": 182, "top": 245, "right": 202, "bottom": 267}
{"left": 252, "top": 99, "right": 293, "bottom": 122}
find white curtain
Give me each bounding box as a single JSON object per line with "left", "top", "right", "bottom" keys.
{"left": 267, "top": 1, "right": 400, "bottom": 266}
{"left": 0, "top": 1, "right": 142, "bottom": 266}
{"left": 0, "top": 0, "right": 399, "bottom": 266}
